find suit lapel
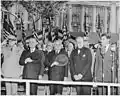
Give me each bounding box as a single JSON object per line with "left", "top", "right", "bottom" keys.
{"left": 104, "top": 45, "right": 111, "bottom": 60}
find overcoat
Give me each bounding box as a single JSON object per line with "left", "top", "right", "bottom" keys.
{"left": 19, "top": 49, "right": 45, "bottom": 79}
{"left": 70, "top": 47, "right": 92, "bottom": 81}
{"left": 45, "top": 49, "right": 68, "bottom": 81}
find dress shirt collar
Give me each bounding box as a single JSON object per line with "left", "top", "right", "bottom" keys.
{"left": 105, "top": 44, "right": 110, "bottom": 53}
{"left": 30, "top": 48, "right": 36, "bottom": 53}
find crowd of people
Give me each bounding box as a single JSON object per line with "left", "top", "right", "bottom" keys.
{"left": 1, "top": 31, "right": 118, "bottom": 95}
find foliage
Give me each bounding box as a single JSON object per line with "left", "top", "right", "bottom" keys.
{"left": 1, "top": 1, "right": 15, "bottom": 10}
{"left": 19, "top": 1, "right": 67, "bottom": 22}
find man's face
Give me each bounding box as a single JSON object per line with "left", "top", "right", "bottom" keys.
{"left": 101, "top": 36, "right": 109, "bottom": 46}
{"left": 25, "top": 39, "right": 29, "bottom": 47}
{"left": 68, "top": 42, "right": 74, "bottom": 51}
{"left": 29, "top": 38, "right": 38, "bottom": 48}
{"left": 46, "top": 42, "right": 53, "bottom": 51}
{"left": 76, "top": 37, "right": 84, "bottom": 49}
{"left": 54, "top": 40, "right": 63, "bottom": 51}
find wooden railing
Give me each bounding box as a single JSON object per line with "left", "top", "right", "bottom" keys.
{"left": 1, "top": 78, "right": 120, "bottom": 95}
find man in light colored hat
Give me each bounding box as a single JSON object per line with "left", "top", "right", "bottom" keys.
{"left": 1, "top": 35, "right": 23, "bottom": 95}
{"left": 70, "top": 32, "right": 92, "bottom": 95}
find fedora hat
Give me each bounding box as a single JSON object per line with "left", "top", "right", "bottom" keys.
{"left": 55, "top": 54, "right": 68, "bottom": 66}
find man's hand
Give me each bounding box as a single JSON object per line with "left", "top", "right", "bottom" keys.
{"left": 77, "top": 73, "right": 83, "bottom": 80}
{"left": 2, "top": 39, "right": 8, "bottom": 45}
{"left": 51, "top": 61, "right": 59, "bottom": 67}
{"left": 64, "top": 77, "right": 68, "bottom": 81}
{"left": 38, "top": 75, "right": 42, "bottom": 80}
{"left": 74, "top": 75, "right": 79, "bottom": 80}
{"left": 25, "top": 58, "right": 33, "bottom": 64}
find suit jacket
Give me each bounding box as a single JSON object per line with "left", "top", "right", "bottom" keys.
{"left": 45, "top": 49, "right": 68, "bottom": 81}
{"left": 19, "top": 49, "right": 45, "bottom": 79}
{"left": 94, "top": 44, "right": 115, "bottom": 82}
{"left": 70, "top": 47, "right": 92, "bottom": 81}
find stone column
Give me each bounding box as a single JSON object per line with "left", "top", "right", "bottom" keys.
{"left": 104, "top": 7, "right": 108, "bottom": 33}
{"left": 24, "top": 9, "right": 28, "bottom": 30}
{"left": 118, "top": 28, "right": 120, "bottom": 95}
{"left": 37, "top": 15, "right": 42, "bottom": 30}
{"left": 9, "top": 4, "right": 16, "bottom": 30}
{"left": 68, "top": 4, "right": 72, "bottom": 32}
{"left": 61, "top": 8, "right": 64, "bottom": 29}
{"left": 81, "top": 6, "right": 85, "bottom": 32}
{"left": 92, "top": 6, "right": 96, "bottom": 33}
{"left": 117, "top": 6, "right": 120, "bottom": 95}
{"left": 56, "top": 15, "right": 59, "bottom": 27}
{"left": 110, "top": 3, "right": 117, "bottom": 33}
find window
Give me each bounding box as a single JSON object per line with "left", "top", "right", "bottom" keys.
{"left": 16, "top": 24, "right": 21, "bottom": 30}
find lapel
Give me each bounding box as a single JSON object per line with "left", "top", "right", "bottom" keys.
{"left": 26, "top": 48, "right": 37, "bottom": 58}
{"left": 75, "top": 48, "right": 85, "bottom": 60}
{"left": 104, "top": 44, "right": 112, "bottom": 60}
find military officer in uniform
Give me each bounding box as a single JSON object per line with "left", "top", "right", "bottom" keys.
{"left": 70, "top": 32, "right": 92, "bottom": 95}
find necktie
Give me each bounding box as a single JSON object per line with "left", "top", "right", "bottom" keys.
{"left": 78, "top": 49, "right": 81, "bottom": 54}
{"left": 56, "top": 50, "right": 59, "bottom": 54}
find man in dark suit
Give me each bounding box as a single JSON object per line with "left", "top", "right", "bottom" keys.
{"left": 70, "top": 32, "right": 92, "bottom": 95}
{"left": 45, "top": 38, "right": 68, "bottom": 95}
{"left": 19, "top": 37, "right": 45, "bottom": 95}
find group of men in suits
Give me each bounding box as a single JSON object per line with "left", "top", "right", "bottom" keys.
{"left": 18, "top": 32, "right": 116, "bottom": 95}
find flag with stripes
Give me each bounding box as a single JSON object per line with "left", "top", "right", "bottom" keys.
{"left": 3, "top": 15, "right": 15, "bottom": 36}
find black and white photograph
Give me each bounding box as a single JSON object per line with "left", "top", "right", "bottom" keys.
{"left": 1, "top": 0, "right": 120, "bottom": 95}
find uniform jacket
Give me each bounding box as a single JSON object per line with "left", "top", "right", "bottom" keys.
{"left": 94, "top": 44, "right": 115, "bottom": 82}
{"left": 2, "top": 45, "right": 23, "bottom": 78}
{"left": 70, "top": 47, "right": 92, "bottom": 81}
{"left": 19, "top": 49, "right": 45, "bottom": 79}
{"left": 45, "top": 49, "right": 68, "bottom": 81}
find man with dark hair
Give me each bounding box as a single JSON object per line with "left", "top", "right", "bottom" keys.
{"left": 70, "top": 32, "right": 92, "bottom": 95}
{"left": 94, "top": 33, "right": 115, "bottom": 95}
{"left": 19, "top": 37, "right": 45, "bottom": 95}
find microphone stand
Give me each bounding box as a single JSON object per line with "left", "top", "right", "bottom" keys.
{"left": 111, "top": 43, "right": 117, "bottom": 95}
{"left": 100, "top": 47, "right": 105, "bottom": 95}
{"left": 92, "top": 51, "right": 98, "bottom": 95}
{"left": 111, "top": 51, "right": 115, "bottom": 95}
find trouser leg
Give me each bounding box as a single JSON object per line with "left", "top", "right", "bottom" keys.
{"left": 5, "top": 82, "right": 12, "bottom": 95}
{"left": 98, "top": 86, "right": 107, "bottom": 95}
{"left": 49, "top": 84, "right": 56, "bottom": 95}
{"left": 30, "top": 83, "right": 37, "bottom": 95}
{"left": 76, "top": 86, "right": 83, "bottom": 95}
{"left": 76, "top": 85, "right": 91, "bottom": 95}
{"left": 11, "top": 82, "right": 18, "bottom": 95}
{"left": 82, "top": 85, "right": 91, "bottom": 95}
{"left": 56, "top": 85, "right": 63, "bottom": 95}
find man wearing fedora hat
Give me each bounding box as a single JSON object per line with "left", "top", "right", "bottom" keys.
{"left": 45, "top": 38, "right": 68, "bottom": 95}
{"left": 70, "top": 32, "right": 92, "bottom": 95}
